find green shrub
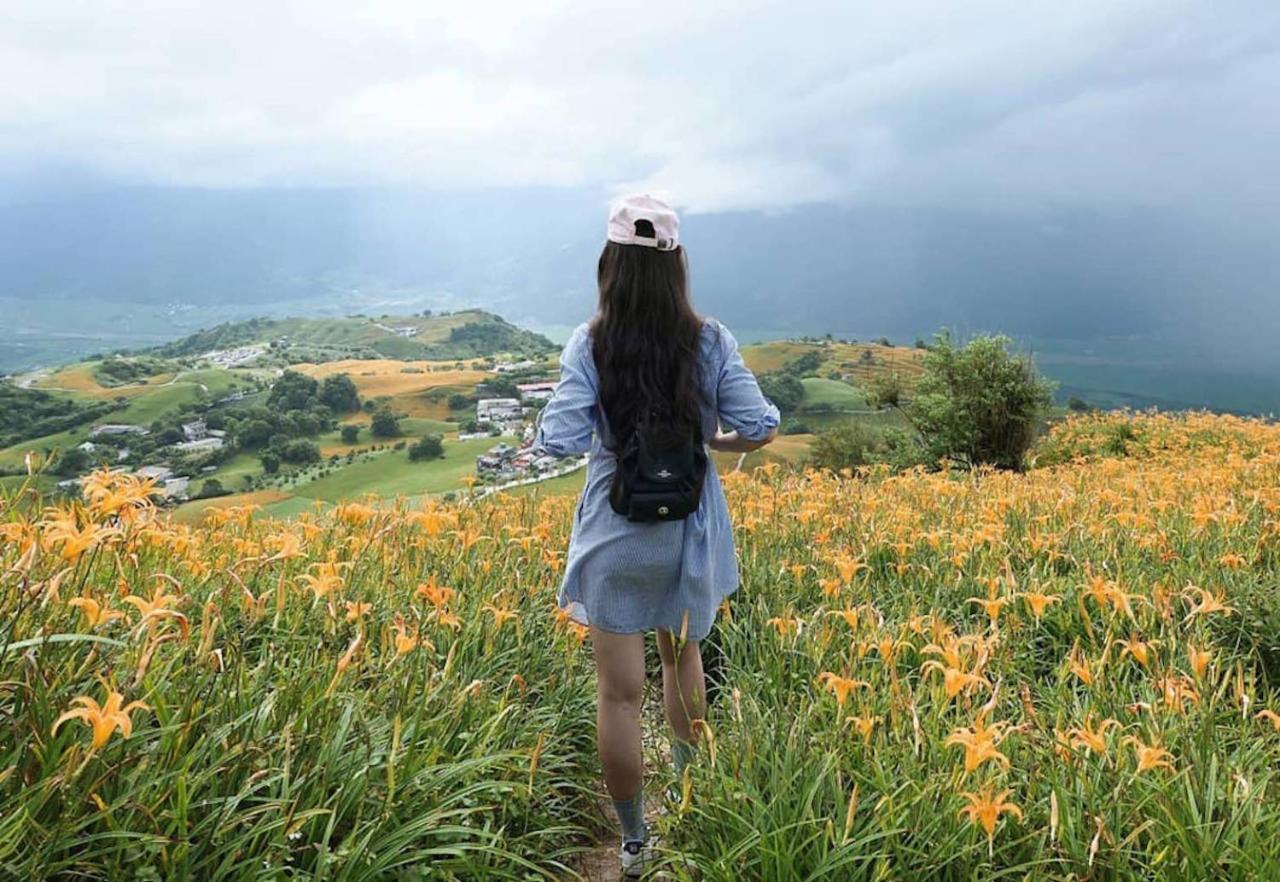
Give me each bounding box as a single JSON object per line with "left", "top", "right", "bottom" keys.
{"left": 370, "top": 409, "right": 401, "bottom": 438}
{"left": 905, "top": 332, "right": 1055, "bottom": 471}
{"left": 808, "top": 423, "right": 924, "bottom": 473}
{"left": 277, "top": 439, "right": 320, "bottom": 465}
{"left": 409, "top": 434, "right": 445, "bottom": 461}
{"left": 758, "top": 373, "right": 805, "bottom": 413}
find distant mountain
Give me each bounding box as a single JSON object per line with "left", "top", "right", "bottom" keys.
{"left": 3, "top": 185, "right": 1275, "bottom": 349}
{"left": 142, "top": 309, "right": 555, "bottom": 364}
{"left": 3, "top": 185, "right": 1279, "bottom": 412}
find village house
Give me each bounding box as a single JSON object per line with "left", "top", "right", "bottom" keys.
{"left": 175, "top": 437, "right": 225, "bottom": 453}
{"left": 476, "top": 398, "right": 523, "bottom": 423}
{"left": 90, "top": 423, "right": 149, "bottom": 438}
{"left": 516, "top": 381, "right": 557, "bottom": 402}
{"left": 475, "top": 442, "right": 516, "bottom": 474}
{"left": 181, "top": 419, "right": 208, "bottom": 441}
{"left": 134, "top": 465, "right": 174, "bottom": 482}
{"left": 492, "top": 359, "right": 537, "bottom": 373}
{"left": 160, "top": 477, "right": 190, "bottom": 499}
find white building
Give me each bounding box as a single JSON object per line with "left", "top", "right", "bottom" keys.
{"left": 181, "top": 420, "right": 208, "bottom": 441}
{"left": 175, "top": 437, "right": 224, "bottom": 453}
{"left": 493, "top": 359, "right": 537, "bottom": 373}
{"left": 134, "top": 465, "right": 174, "bottom": 482}
{"left": 477, "top": 398, "right": 523, "bottom": 422}
{"left": 516, "top": 381, "right": 558, "bottom": 402}
{"left": 90, "top": 424, "right": 149, "bottom": 438}
{"left": 161, "top": 477, "right": 190, "bottom": 499}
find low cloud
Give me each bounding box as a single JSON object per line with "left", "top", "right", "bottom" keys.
{"left": 2, "top": 1, "right": 1277, "bottom": 217}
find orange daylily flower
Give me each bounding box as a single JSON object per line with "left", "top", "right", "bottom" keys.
{"left": 1125, "top": 735, "right": 1175, "bottom": 773}
{"left": 51, "top": 686, "right": 149, "bottom": 751}
{"left": 958, "top": 784, "right": 1022, "bottom": 840}
{"left": 817, "top": 672, "right": 869, "bottom": 707}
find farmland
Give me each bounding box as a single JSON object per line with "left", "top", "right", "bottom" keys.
{"left": 0, "top": 312, "right": 562, "bottom": 510}
{"left": 740, "top": 339, "right": 927, "bottom": 385}
{"left": 2, "top": 316, "right": 925, "bottom": 520}
{"left": 5, "top": 410, "right": 1280, "bottom": 879}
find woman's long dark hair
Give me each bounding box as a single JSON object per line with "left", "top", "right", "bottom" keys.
{"left": 590, "top": 236, "right": 704, "bottom": 450}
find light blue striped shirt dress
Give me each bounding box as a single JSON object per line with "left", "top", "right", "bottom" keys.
{"left": 533, "top": 317, "right": 780, "bottom": 640}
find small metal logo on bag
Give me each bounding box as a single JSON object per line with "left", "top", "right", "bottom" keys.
{"left": 657, "top": 505, "right": 670, "bottom": 516}
{"left": 657, "top": 468, "right": 672, "bottom": 479}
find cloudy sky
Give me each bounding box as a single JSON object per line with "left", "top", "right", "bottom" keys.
{"left": 3, "top": 0, "right": 1278, "bottom": 215}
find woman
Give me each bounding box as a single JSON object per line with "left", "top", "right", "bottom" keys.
{"left": 534, "top": 194, "right": 779, "bottom": 877}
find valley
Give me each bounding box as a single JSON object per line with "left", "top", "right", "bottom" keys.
{"left": 0, "top": 312, "right": 926, "bottom": 520}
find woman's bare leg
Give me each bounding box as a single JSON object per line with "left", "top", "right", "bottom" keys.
{"left": 656, "top": 629, "right": 704, "bottom": 743}
{"left": 590, "top": 626, "right": 646, "bottom": 800}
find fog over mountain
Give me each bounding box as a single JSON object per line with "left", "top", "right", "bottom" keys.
{"left": 2, "top": 2, "right": 1279, "bottom": 393}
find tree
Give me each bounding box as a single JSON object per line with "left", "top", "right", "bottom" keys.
{"left": 757, "top": 373, "right": 805, "bottom": 413}
{"left": 238, "top": 419, "right": 275, "bottom": 449}
{"left": 370, "top": 409, "right": 400, "bottom": 438}
{"left": 865, "top": 372, "right": 906, "bottom": 410}
{"left": 1066, "top": 396, "right": 1092, "bottom": 413}
{"left": 340, "top": 424, "right": 360, "bottom": 444}
{"left": 320, "top": 374, "right": 361, "bottom": 413}
{"left": 448, "top": 392, "right": 473, "bottom": 410}
{"left": 55, "top": 446, "right": 90, "bottom": 477}
{"left": 260, "top": 452, "right": 281, "bottom": 474}
{"left": 808, "top": 423, "right": 922, "bottom": 474}
{"left": 481, "top": 376, "right": 519, "bottom": 399}
{"left": 408, "top": 434, "right": 445, "bottom": 461}
{"left": 197, "top": 478, "right": 227, "bottom": 498}
{"left": 267, "top": 371, "right": 320, "bottom": 411}
{"left": 904, "top": 332, "right": 1056, "bottom": 471}
{"left": 809, "top": 423, "right": 889, "bottom": 472}
{"left": 279, "top": 440, "right": 321, "bottom": 465}
{"left": 781, "top": 351, "right": 822, "bottom": 377}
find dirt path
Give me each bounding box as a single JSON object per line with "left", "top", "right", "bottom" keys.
{"left": 572, "top": 844, "right": 625, "bottom": 882}
{"left": 563, "top": 686, "right": 676, "bottom": 881}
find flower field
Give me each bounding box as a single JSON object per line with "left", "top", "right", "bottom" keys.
{"left": 4, "top": 411, "right": 1280, "bottom": 880}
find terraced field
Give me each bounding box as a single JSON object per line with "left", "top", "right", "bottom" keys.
{"left": 742, "top": 339, "right": 926, "bottom": 385}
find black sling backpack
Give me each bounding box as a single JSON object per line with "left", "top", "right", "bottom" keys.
{"left": 608, "top": 411, "right": 708, "bottom": 522}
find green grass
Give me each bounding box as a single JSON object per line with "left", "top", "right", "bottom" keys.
{"left": 0, "top": 474, "right": 57, "bottom": 495}
{"left": 792, "top": 409, "right": 911, "bottom": 433}
{"left": 498, "top": 468, "right": 588, "bottom": 499}
{"left": 175, "top": 368, "right": 250, "bottom": 398}
{"left": 197, "top": 451, "right": 263, "bottom": 489}
{"left": 262, "top": 495, "right": 326, "bottom": 519}
{"left": 397, "top": 418, "right": 458, "bottom": 436}
{"left": 0, "top": 430, "right": 86, "bottom": 468}
{"left": 799, "top": 377, "right": 868, "bottom": 410}
{"left": 293, "top": 437, "right": 497, "bottom": 502}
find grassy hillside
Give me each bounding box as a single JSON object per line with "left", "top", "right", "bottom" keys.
{"left": 7, "top": 412, "right": 1280, "bottom": 878}
{"left": 799, "top": 376, "right": 869, "bottom": 409}
{"left": 741, "top": 338, "right": 927, "bottom": 385}
{"left": 144, "top": 309, "right": 556, "bottom": 365}
{"left": 1, "top": 310, "right": 562, "bottom": 505}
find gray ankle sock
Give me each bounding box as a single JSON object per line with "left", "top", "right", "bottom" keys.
{"left": 612, "top": 792, "right": 646, "bottom": 844}
{"left": 672, "top": 738, "right": 697, "bottom": 775}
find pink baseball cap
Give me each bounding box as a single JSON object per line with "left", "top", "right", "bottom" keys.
{"left": 607, "top": 194, "right": 679, "bottom": 251}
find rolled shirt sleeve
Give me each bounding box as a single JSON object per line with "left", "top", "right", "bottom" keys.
{"left": 714, "top": 323, "right": 781, "bottom": 441}
{"left": 532, "top": 325, "right": 598, "bottom": 457}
